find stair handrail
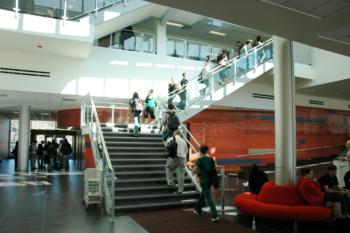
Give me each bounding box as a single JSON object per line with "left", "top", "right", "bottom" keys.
{"left": 81, "top": 93, "right": 116, "bottom": 219}
{"left": 164, "top": 38, "right": 273, "bottom": 101}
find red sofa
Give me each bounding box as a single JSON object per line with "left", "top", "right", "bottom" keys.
{"left": 234, "top": 182, "right": 332, "bottom": 222}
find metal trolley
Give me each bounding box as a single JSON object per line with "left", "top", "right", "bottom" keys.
{"left": 83, "top": 168, "right": 102, "bottom": 209}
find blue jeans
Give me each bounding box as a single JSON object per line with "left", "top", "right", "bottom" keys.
{"left": 63, "top": 154, "right": 70, "bottom": 171}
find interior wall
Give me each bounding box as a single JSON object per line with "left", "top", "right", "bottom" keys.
{"left": 0, "top": 114, "right": 10, "bottom": 159}
{"left": 0, "top": 46, "right": 206, "bottom": 99}
{"left": 187, "top": 107, "right": 350, "bottom": 167}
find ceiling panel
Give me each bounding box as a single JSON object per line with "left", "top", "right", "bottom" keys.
{"left": 262, "top": 0, "right": 350, "bottom": 18}
{"left": 311, "top": 0, "right": 350, "bottom": 18}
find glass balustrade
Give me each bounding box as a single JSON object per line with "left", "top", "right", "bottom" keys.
{"left": 97, "top": 30, "right": 156, "bottom": 53}
{"left": 167, "top": 37, "right": 232, "bottom": 62}
{"left": 0, "top": 0, "right": 123, "bottom": 20}
{"left": 157, "top": 39, "right": 273, "bottom": 112}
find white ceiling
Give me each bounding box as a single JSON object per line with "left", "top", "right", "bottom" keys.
{"left": 297, "top": 78, "right": 350, "bottom": 100}
{"left": 147, "top": 0, "right": 350, "bottom": 57}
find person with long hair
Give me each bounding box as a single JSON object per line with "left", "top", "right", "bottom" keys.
{"left": 129, "top": 92, "right": 143, "bottom": 136}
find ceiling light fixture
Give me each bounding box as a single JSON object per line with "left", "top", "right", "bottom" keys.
{"left": 166, "top": 21, "right": 184, "bottom": 28}
{"left": 209, "top": 30, "right": 226, "bottom": 36}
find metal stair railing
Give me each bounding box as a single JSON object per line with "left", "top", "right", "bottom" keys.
{"left": 81, "top": 94, "right": 116, "bottom": 219}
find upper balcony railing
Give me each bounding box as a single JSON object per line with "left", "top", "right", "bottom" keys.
{"left": 167, "top": 36, "right": 232, "bottom": 62}
{"left": 96, "top": 29, "right": 233, "bottom": 62}
{"left": 1, "top": 0, "right": 125, "bottom": 21}
{"left": 96, "top": 29, "right": 156, "bottom": 53}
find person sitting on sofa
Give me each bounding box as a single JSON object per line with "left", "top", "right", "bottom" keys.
{"left": 248, "top": 164, "right": 269, "bottom": 194}
{"left": 297, "top": 168, "right": 346, "bottom": 219}
{"left": 319, "top": 165, "right": 350, "bottom": 216}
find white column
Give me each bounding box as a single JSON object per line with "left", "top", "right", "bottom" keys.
{"left": 273, "top": 36, "right": 296, "bottom": 185}
{"left": 18, "top": 105, "right": 31, "bottom": 171}
{"left": 155, "top": 19, "right": 167, "bottom": 56}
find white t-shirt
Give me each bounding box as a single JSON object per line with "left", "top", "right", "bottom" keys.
{"left": 175, "top": 135, "right": 188, "bottom": 159}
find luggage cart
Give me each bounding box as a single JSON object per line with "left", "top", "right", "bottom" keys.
{"left": 83, "top": 168, "right": 102, "bottom": 209}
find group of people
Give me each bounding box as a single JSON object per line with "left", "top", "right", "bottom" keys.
{"left": 129, "top": 89, "right": 157, "bottom": 136}
{"left": 298, "top": 165, "right": 350, "bottom": 219}
{"left": 12, "top": 138, "right": 72, "bottom": 172}
{"left": 246, "top": 140, "right": 350, "bottom": 219}
{"left": 156, "top": 103, "right": 219, "bottom": 222}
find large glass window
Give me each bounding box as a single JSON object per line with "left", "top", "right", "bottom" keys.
{"left": 167, "top": 38, "right": 185, "bottom": 58}
{"left": 31, "top": 120, "right": 57, "bottom": 130}
{"left": 142, "top": 34, "right": 155, "bottom": 53}
{"left": 187, "top": 42, "right": 200, "bottom": 61}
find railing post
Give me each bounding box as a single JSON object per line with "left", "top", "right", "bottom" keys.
{"left": 62, "top": 0, "right": 67, "bottom": 25}
{"left": 220, "top": 167, "right": 225, "bottom": 216}
{"left": 111, "top": 105, "right": 115, "bottom": 126}
{"left": 95, "top": 0, "right": 98, "bottom": 17}
{"left": 111, "top": 174, "right": 115, "bottom": 220}
{"left": 13, "top": 0, "right": 20, "bottom": 18}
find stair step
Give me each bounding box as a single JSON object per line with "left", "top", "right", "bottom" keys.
{"left": 109, "top": 152, "right": 165, "bottom": 159}
{"left": 115, "top": 184, "right": 196, "bottom": 192}
{"left": 106, "top": 141, "right": 164, "bottom": 147}
{"left": 114, "top": 164, "right": 165, "bottom": 169}
{"left": 112, "top": 158, "right": 167, "bottom": 163}
{"left": 108, "top": 147, "right": 165, "bottom": 153}
{"left": 111, "top": 158, "right": 167, "bottom": 165}
{"left": 103, "top": 132, "right": 162, "bottom": 138}
{"left": 115, "top": 199, "right": 198, "bottom": 211}
{"left": 116, "top": 191, "right": 199, "bottom": 201}
{"left": 104, "top": 136, "right": 162, "bottom": 142}
{"left": 116, "top": 177, "right": 190, "bottom": 183}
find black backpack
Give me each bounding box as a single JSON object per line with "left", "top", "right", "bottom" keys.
{"left": 165, "top": 136, "right": 177, "bottom": 158}
{"left": 61, "top": 143, "right": 72, "bottom": 155}
{"left": 167, "top": 112, "right": 180, "bottom": 130}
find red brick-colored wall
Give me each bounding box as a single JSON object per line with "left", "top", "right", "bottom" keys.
{"left": 57, "top": 108, "right": 131, "bottom": 129}
{"left": 187, "top": 107, "right": 350, "bottom": 166}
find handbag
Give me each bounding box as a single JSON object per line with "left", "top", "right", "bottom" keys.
{"left": 208, "top": 168, "right": 219, "bottom": 189}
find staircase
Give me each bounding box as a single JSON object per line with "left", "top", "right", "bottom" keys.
{"left": 158, "top": 39, "right": 274, "bottom": 122}
{"left": 102, "top": 124, "right": 199, "bottom": 213}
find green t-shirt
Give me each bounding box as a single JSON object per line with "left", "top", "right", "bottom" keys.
{"left": 146, "top": 95, "right": 156, "bottom": 108}
{"left": 195, "top": 155, "right": 215, "bottom": 184}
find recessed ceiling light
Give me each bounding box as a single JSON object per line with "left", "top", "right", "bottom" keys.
{"left": 63, "top": 97, "right": 75, "bottom": 102}
{"left": 209, "top": 30, "right": 226, "bottom": 36}
{"left": 41, "top": 112, "right": 50, "bottom": 116}
{"left": 166, "top": 21, "right": 184, "bottom": 28}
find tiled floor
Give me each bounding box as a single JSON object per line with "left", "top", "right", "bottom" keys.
{"left": 0, "top": 159, "right": 349, "bottom": 233}
{"left": 0, "top": 159, "right": 147, "bottom": 233}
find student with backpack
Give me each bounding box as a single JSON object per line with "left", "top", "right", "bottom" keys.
{"left": 193, "top": 145, "right": 220, "bottom": 222}
{"left": 129, "top": 92, "right": 143, "bottom": 136}
{"left": 165, "top": 130, "right": 188, "bottom": 194}
{"left": 160, "top": 104, "right": 180, "bottom": 144}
